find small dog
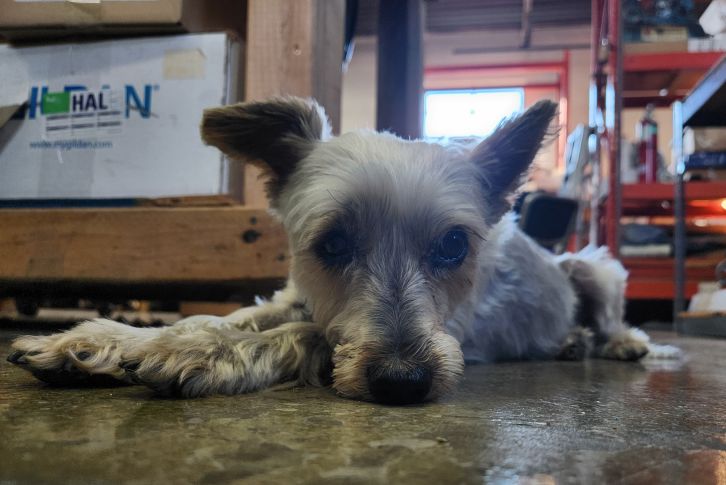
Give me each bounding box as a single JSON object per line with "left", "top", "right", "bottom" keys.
{"left": 8, "top": 97, "right": 673, "bottom": 404}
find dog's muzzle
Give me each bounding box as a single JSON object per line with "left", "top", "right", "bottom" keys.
{"left": 366, "top": 364, "right": 432, "bottom": 405}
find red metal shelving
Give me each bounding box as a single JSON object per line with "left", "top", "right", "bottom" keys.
{"left": 589, "top": 0, "right": 724, "bottom": 301}
{"left": 623, "top": 51, "right": 723, "bottom": 72}
{"left": 625, "top": 255, "right": 721, "bottom": 299}
{"left": 622, "top": 182, "right": 726, "bottom": 201}
{"left": 623, "top": 51, "right": 724, "bottom": 108}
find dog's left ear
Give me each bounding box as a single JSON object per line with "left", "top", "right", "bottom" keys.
{"left": 470, "top": 100, "right": 558, "bottom": 222}
{"left": 200, "top": 97, "right": 331, "bottom": 204}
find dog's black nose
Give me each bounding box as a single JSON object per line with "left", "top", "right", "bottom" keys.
{"left": 367, "top": 365, "right": 432, "bottom": 405}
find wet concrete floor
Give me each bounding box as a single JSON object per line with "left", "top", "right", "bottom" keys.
{"left": 1, "top": 329, "right": 725, "bottom": 484}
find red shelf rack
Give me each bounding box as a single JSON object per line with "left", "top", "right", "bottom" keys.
{"left": 622, "top": 182, "right": 726, "bottom": 201}
{"left": 589, "top": 0, "right": 725, "bottom": 301}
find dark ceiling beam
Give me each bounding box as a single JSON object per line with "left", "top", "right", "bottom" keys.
{"left": 354, "top": 0, "right": 590, "bottom": 36}
{"left": 520, "top": 0, "right": 533, "bottom": 48}
{"left": 376, "top": 0, "right": 424, "bottom": 139}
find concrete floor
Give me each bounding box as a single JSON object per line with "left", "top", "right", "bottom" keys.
{"left": 1, "top": 329, "right": 725, "bottom": 485}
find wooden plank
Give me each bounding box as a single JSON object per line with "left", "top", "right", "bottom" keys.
{"left": 179, "top": 301, "right": 243, "bottom": 317}
{"left": 140, "top": 195, "right": 237, "bottom": 207}
{"left": 376, "top": 0, "right": 424, "bottom": 139}
{"left": 679, "top": 311, "right": 726, "bottom": 318}
{"left": 0, "top": 207, "right": 289, "bottom": 283}
{"left": 676, "top": 313, "right": 726, "bottom": 338}
{"left": 243, "top": 0, "right": 345, "bottom": 207}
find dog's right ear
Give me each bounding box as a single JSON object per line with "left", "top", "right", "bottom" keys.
{"left": 469, "top": 100, "right": 558, "bottom": 223}
{"left": 200, "top": 97, "right": 331, "bottom": 203}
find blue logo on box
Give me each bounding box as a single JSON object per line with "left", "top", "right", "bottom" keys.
{"left": 13, "top": 84, "right": 158, "bottom": 120}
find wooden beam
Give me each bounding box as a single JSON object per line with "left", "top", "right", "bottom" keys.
{"left": 376, "top": 0, "right": 424, "bottom": 139}
{"left": 179, "top": 301, "right": 243, "bottom": 317}
{"left": 243, "top": 0, "right": 345, "bottom": 207}
{"left": 0, "top": 207, "right": 289, "bottom": 283}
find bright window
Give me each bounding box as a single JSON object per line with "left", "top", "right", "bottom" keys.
{"left": 423, "top": 88, "right": 525, "bottom": 139}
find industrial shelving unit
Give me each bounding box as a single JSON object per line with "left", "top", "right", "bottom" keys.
{"left": 589, "top": 0, "right": 725, "bottom": 304}
{"left": 673, "top": 56, "right": 726, "bottom": 336}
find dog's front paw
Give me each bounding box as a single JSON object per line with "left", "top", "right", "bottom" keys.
{"left": 8, "top": 319, "right": 149, "bottom": 387}
{"left": 556, "top": 326, "right": 594, "bottom": 361}
{"left": 9, "top": 333, "right": 63, "bottom": 368}
{"left": 119, "top": 355, "right": 196, "bottom": 397}
{"left": 599, "top": 328, "right": 650, "bottom": 361}
{"left": 120, "top": 336, "right": 239, "bottom": 398}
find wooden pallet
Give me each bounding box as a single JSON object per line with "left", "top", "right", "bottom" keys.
{"left": 677, "top": 311, "right": 726, "bottom": 338}
{"left": 0, "top": 206, "right": 289, "bottom": 300}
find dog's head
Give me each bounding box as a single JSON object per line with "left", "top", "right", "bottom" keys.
{"left": 201, "top": 96, "right": 556, "bottom": 404}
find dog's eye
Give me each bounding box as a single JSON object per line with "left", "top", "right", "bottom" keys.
{"left": 316, "top": 231, "right": 354, "bottom": 267}
{"left": 324, "top": 235, "right": 348, "bottom": 256}
{"left": 431, "top": 229, "right": 468, "bottom": 268}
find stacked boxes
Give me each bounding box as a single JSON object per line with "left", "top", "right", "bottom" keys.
{"left": 0, "top": 0, "right": 246, "bottom": 39}
{"left": 0, "top": 1, "right": 246, "bottom": 200}
{"left": 684, "top": 128, "right": 726, "bottom": 174}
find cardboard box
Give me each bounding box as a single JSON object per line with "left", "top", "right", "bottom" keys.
{"left": 684, "top": 128, "right": 726, "bottom": 154}
{"left": 640, "top": 25, "right": 689, "bottom": 42}
{"left": 624, "top": 40, "right": 688, "bottom": 54}
{"left": 0, "top": 0, "right": 246, "bottom": 40}
{"left": 0, "top": 33, "right": 243, "bottom": 199}
{"left": 623, "top": 26, "right": 689, "bottom": 54}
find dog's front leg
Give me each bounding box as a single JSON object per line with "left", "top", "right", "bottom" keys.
{"left": 123, "top": 322, "right": 331, "bottom": 397}
{"left": 191, "top": 283, "right": 311, "bottom": 333}
{"left": 9, "top": 316, "right": 329, "bottom": 395}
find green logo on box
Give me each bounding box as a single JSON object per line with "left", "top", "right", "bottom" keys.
{"left": 41, "top": 92, "right": 70, "bottom": 114}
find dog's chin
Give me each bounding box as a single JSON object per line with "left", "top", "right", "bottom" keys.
{"left": 330, "top": 332, "right": 465, "bottom": 404}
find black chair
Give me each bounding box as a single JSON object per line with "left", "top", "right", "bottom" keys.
{"left": 516, "top": 191, "right": 578, "bottom": 253}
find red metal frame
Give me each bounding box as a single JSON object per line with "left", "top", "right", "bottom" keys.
{"left": 622, "top": 181, "right": 726, "bottom": 201}
{"left": 424, "top": 57, "right": 571, "bottom": 169}
{"left": 425, "top": 61, "right": 566, "bottom": 75}
{"left": 589, "top": 0, "right": 622, "bottom": 253}
{"left": 624, "top": 52, "right": 723, "bottom": 71}
{"left": 430, "top": 82, "right": 562, "bottom": 90}
{"left": 606, "top": 0, "right": 622, "bottom": 256}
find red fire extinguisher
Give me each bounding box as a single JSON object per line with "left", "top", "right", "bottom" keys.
{"left": 637, "top": 104, "right": 658, "bottom": 183}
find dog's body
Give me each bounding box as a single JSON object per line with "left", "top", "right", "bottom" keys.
{"left": 9, "top": 97, "right": 671, "bottom": 404}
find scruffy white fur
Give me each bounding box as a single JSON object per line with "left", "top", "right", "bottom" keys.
{"left": 8, "top": 97, "right": 677, "bottom": 404}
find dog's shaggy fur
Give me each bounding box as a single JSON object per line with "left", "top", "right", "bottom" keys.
{"left": 8, "top": 97, "right": 676, "bottom": 404}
